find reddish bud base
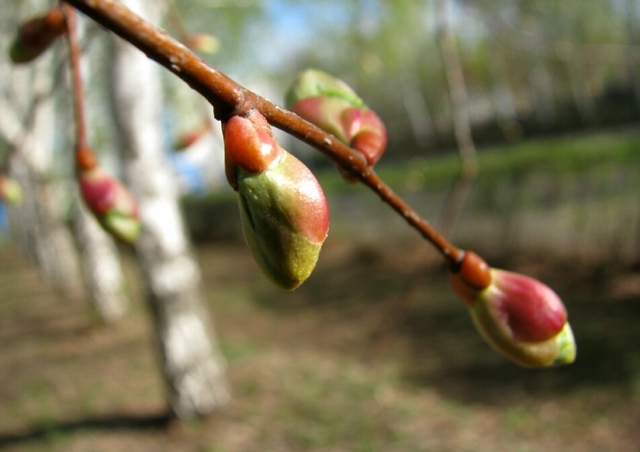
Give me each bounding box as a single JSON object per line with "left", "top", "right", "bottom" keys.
{"left": 223, "top": 113, "right": 282, "bottom": 189}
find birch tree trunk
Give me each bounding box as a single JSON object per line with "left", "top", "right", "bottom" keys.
{"left": 68, "top": 12, "right": 130, "bottom": 322}
{"left": 72, "top": 197, "right": 129, "bottom": 322}
{"left": 108, "top": 0, "right": 230, "bottom": 419}
{"left": 0, "top": 1, "right": 81, "bottom": 294}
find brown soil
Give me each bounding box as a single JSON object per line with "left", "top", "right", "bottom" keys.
{"left": 0, "top": 237, "right": 639, "bottom": 451}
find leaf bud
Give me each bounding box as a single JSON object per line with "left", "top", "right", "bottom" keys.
{"left": 286, "top": 69, "right": 387, "bottom": 166}
{"left": 9, "top": 8, "right": 67, "bottom": 64}
{"left": 223, "top": 112, "right": 330, "bottom": 290}
{"left": 450, "top": 251, "right": 576, "bottom": 367}
{"left": 78, "top": 164, "right": 140, "bottom": 244}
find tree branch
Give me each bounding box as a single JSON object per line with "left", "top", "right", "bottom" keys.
{"left": 62, "top": 0, "right": 464, "bottom": 265}
{"left": 63, "top": 4, "right": 88, "bottom": 151}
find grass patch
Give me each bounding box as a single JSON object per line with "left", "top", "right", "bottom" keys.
{"left": 320, "top": 130, "right": 640, "bottom": 193}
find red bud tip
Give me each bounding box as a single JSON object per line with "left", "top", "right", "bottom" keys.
{"left": 350, "top": 130, "right": 386, "bottom": 166}
{"left": 341, "top": 108, "right": 387, "bottom": 165}
{"left": 223, "top": 112, "right": 282, "bottom": 189}
{"left": 489, "top": 270, "right": 567, "bottom": 342}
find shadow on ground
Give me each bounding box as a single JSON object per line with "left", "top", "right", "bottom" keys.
{"left": 0, "top": 412, "right": 172, "bottom": 449}
{"left": 254, "top": 242, "right": 640, "bottom": 407}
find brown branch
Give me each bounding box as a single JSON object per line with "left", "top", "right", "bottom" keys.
{"left": 61, "top": 0, "right": 464, "bottom": 265}
{"left": 62, "top": 4, "right": 88, "bottom": 151}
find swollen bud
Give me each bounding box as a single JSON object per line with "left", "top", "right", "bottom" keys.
{"left": 0, "top": 175, "right": 23, "bottom": 205}
{"left": 224, "top": 112, "right": 330, "bottom": 290}
{"left": 450, "top": 251, "right": 576, "bottom": 368}
{"left": 76, "top": 146, "right": 140, "bottom": 244}
{"left": 286, "top": 69, "right": 387, "bottom": 166}
{"left": 9, "top": 8, "right": 67, "bottom": 64}
{"left": 184, "top": 33, "right": 220, "bottom": 54}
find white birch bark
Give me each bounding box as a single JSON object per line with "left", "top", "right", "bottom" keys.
{"left": 72, "top": 197, "right": 129, "bottom": 322}
{"left": 70, "top": 13, "right": 130, "bottom": 323}
{"left": 107, "top": 0, "right": 230, "bottom": 419}
{"left": 0, "top": 4, "right": 81, "bottom": 294}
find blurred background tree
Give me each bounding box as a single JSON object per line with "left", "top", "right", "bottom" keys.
{"left": 1, "top": 0, "right": 639, "bottom": 449}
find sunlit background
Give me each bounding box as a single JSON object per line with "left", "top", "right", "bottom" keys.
{"left": 1, "top": 1, "right": 639, "bottom": 451}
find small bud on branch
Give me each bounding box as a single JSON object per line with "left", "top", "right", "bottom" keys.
{"left": 286, "top": 69, "right": 387, "bottom": 166}
{"left": 78, "top": 160, "right": 140, "bottom": 243}
{"left": 64, "top": 4, "right": 139, "bottom": 244}
{"left": 450, "top": 251, "right": 576, "bottom": 367}
{"left": 9, "top": 8, "right": 67, "bottom": 64}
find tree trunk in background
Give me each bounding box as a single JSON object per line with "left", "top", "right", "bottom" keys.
{"left": 108, "top": 0, "right": 230, "bottom": 419}
{"left": 401, "top": 71, "right": 435, "bottom": 151}
{"left": 65, "top": 11, "right": 130, "bottom": 323}
{"left": 7, "top": 154, "right": 81, "bottom": 295}
{"left": 436, "top": 0, "right": 477, "bottom": 238}
{"left": 72, "top": 198, "right": 129, "bottom": 322}
{"left": 0, "top": 19, "right": 81, "bottom": 294}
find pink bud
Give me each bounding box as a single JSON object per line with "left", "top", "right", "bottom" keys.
{"left": 485, "top": 270, "right": 567, "bottom": 343}
{"left": 450, "top": 251, "right": 576, "bottom": 367}
{"left": 286, "top": 69, "right": 387, "bottom": 166}
{"left": 339, "top": 107, "right": 387, "bottom": 165}
{"left": 78, "top": 167, "right": 140, "bottom": 243}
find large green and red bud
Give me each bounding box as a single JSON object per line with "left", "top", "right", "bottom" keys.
{"left": 286, "top": 69, "right": 387, "bottom": 166}
{"left": 450, "top": 251, "right": 576, "bottom": 368}
{"left": 223, "top": 112, "right": 330, "bottom": 290}
{"left": 76, "top": 146, "right": 140, "bottom": 244}
{"left": 0, "top": 175, "right": 23, "bottom": 205}
{"left": 9, "top": 8, "right": 67, "bottom": 64}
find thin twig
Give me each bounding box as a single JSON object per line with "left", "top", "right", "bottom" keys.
{"left": 436, "top": 0, "right": 477, "bottom": 237}
{"left": 62, "top": 4, "right": 88, "bottom": 151}
{"left": 62, "top": 0, "right": 465, "bottom": 265}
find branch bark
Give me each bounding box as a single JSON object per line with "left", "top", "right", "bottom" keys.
{"left": 62, "top": 0, "right": 464, "bottom": 266}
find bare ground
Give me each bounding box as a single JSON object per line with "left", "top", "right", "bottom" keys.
{"left": 0, "top": 236, "right": 639, "bottom": 451}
